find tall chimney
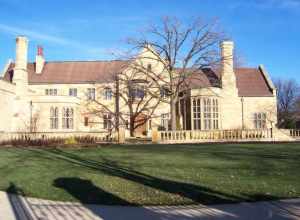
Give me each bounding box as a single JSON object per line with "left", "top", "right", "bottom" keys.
{"left": 35, "top": 45, "right": 45, "bottom": 74}
{"left": 220, "top": 41, "right": 237, "bottom": 94}
{"left": 12, "top": 36, "right": 30, "bottom": 132}
{"left": 13, "top": 36, "right": 28, "bottom": 87}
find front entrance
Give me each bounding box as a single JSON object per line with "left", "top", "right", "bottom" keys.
{"left": 134, "top": 114, "right": 147, "bottom": 137}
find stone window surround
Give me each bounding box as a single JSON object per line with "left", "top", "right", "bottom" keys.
{"left": 192, "top": 97, "right": 220, "bottom": 131}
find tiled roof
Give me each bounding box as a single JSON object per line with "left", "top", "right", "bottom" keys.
{"left": 3, "top": 60, "right": 128, "bottom": 84}
{"left": 180, "top": 67, "right": 273, "bottom": 97}
{"left": 3, "top": 61, "right": 274, "bottom": 97}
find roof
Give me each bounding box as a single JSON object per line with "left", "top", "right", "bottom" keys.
{"left": 235, "top": 67, "right": 273, "bottom": 97}
{"left": 2, "top": 60, "right": 274, "bottom": 97}
{"left": 3, "top": 60, "right": 128, "bottom": 84}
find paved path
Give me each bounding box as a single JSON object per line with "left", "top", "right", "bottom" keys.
{"left": 1, "top": 191, "right": 300, "bottom": 220}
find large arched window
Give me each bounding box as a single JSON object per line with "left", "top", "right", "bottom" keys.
{"left": 62, "top": 107, "right": 74, "bottom": 129}
{"left": 50, "top": 107, "right": 58, "bottom": 129}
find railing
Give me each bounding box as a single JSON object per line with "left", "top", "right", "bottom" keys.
{"left": 157, "top": 129, "right": 273, "bottom": 143}
{"left": 289, "top": 129, "right": 300, "bottom": 138}
{"left": 0, "top": 131, "right": 115, "bottom": 145}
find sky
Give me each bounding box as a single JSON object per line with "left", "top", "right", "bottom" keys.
{"left": 0, "top": 0, "right": 299, "bottom": 80}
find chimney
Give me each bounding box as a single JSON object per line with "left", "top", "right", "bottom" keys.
{"left": 35, "top": 45, "right": 45, "bottom": 74}
{"left": 13, "top": 36, "right": 28, "bottom": 85}
{"left": 15, "top": 36, "right": 28, "bottom": 71}
{"left": 220, "top": 41, "right": 237, "bottom": 94}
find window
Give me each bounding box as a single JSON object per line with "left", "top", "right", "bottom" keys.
{"left": 193, "top": 98, "right": 201, "bottom": 130}
{"left": 129, "top": 83, "right": 145, "bottom": 99}
{"left": 147, "top": 64, "right": 152, "bottom": 72}
{"left": 104, "top": 88, "right": 112, "bottom": 100}
{"left": 87, "top": 88, "right": 96, "bottom": 100}
{"left": 45, "top": 89, "right": 57, "bottom": 96}
{"left": 62, "top": 107, "right": 74, "bottom": 129}
{"left": 103, "top": 113, "right": 112, "bottom": 129}
{"left": 192, "top": 97, "right": 219, "bottom": 130}
{"left": 254, "top": 113, "right": 266, "bottom": 129}
{"left": 160, "top": 87, "right": 170, "bottom": 98}
{"left": 69, "top": 88, "right": 77, "bottom": 97}
{"left": 203, "top": 98, "right": 212, "bottom": 130}
{"left": 50, "top": 107, "right": 58, "bottom": 129}
{"left": 161, "top": 113, "right": 170, "bottom": 131}
{"left": 212, "top": 99, "right": 219, "bottom": 129}
{"left": 84, "top": 117, "right": 89, "bottom": 127}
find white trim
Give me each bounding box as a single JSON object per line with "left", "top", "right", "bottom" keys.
{"left": 259, "top": 65, "right": 276, "bottom": 96}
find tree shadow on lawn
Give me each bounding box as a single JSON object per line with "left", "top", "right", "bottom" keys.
{"left": 36, "top": 148, "right": 248, "bottom": 205}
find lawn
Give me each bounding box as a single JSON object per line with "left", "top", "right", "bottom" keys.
{"left": 0, "top": 143, "right": 300, "bottom": 206}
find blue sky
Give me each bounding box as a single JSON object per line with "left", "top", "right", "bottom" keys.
{"left": 0, "top": 0, "right": 299, "bottom": 80}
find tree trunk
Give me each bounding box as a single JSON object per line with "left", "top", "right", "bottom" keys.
{"left": 170, "top": 98, "right": 177, "bottom": 131}
{"left": 130, "top": 116, "right": 135, "bottom": 137}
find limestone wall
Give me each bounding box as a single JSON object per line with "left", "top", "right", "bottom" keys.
{"left": 0, "top": 80, "right": 15, "bottom": 132}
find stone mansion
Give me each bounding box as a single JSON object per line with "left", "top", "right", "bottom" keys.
{"left": 0, "top": 36, "right": 277, "bottom": 137}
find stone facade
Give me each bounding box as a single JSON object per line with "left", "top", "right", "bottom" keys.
{"left": 0, "top": 36, "right": 278, "bottom": 137}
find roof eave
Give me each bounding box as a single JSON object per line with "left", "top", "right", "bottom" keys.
{"left": 258, "top": 65, "right": 276, "bottom": 96}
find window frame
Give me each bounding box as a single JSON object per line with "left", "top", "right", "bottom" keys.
{"left": 69, "top": 88, "right": 77, "bottom": 97}
{"left": 62, "top": 107, "right": 74, "bottom": 129}
{"left": 254, "top": 112, "right": 267, "bottom": 129}
{"left": 50, "top": 107, "right": 59, "bottom": 129}
{"left": 103, "top": 113, "right": 112, "bottom": 130}
{"left": 87, "top": 88, "right": 96, "bottom": 100}
{"left": 103, "top": 87, "right": 113, "bottom": 100}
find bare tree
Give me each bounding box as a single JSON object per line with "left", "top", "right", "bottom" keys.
{"left": 85, "top": 64, "right": 162, "bottom": 137}
{"left": 275, "top": 78, "right": 299, "bottom": 128}
{"left": 124, "top": 16, "right": 224, "bottom": 130}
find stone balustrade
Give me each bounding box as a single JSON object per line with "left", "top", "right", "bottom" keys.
{"left": 289, "top": 129, "right": 300, "bottom": 138}
{"left": 153, "top": 129, "right": 274, "bottom": 143}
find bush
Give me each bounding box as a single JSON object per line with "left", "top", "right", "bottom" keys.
{"left": 64, "top": 137, "right": 78, "bottom": 145}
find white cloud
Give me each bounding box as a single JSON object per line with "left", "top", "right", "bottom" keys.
{"left": 0, "top": 23, "right": 112, "bottom": 58}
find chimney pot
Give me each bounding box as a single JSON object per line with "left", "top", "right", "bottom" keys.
{"left": 35, "top": 45, "right": 45, "bottom": 74}
{"left": 37, "top": 46, "right": 43, "bottom": 56}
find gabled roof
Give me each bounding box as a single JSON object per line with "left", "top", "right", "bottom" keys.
{"left": 235, "top": 67, "right": 274, "bottom": 97}
{"left": 3, "top": 60, "right": 129, "bottom": 84}
{"left": 2, "top": 60, "right": 274, "bottom": 97}
{"left": 178, "top": 67, "right": 274, "bottom": 97}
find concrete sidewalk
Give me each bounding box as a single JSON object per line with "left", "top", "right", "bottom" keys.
{"left": 1, "top": 191, "right": 300, "bottom": 220}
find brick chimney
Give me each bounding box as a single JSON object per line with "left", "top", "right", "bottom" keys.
{"left": 220, "top": 41, "right": 237, "bottom": 95}
{"left": 35, "top": 45, "right": 45, "bottom": 74}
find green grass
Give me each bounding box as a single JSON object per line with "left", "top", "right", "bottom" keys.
{"left": 0, "top": 143, "right": 300, "bottom": 206}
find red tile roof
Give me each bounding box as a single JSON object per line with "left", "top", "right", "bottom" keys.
{"left": 235, "top": 68, "right": 273, "bottom": 97}
{"left": 3, "top": 61, "right": 274, "bottom": 97}
{"left": 3, "top": 61, "right": 128, "bottom": 84}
